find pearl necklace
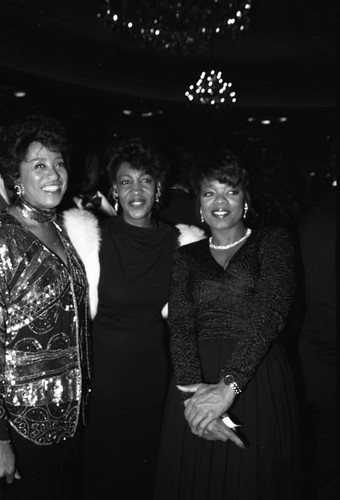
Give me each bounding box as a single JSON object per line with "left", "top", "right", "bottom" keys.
{"left": 209, "top": 228, "right": 252, "bottom": 250}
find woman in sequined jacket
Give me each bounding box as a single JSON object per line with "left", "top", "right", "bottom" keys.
{"left": 0, "top": 115, "right": 95, "bottom": 500}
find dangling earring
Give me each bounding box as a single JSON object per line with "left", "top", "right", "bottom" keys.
{"left": 243, "top": 202, "right": 248, "bottom": 219}
{"left": 200, "top": 207, "right": 205, "bottom": 224}
{"left": 155, "top": 185, "right": 161, "bottom": 204}
{"left": 112, "top": 191, "right": 119, "bottom": 212}
{"left": 14, "top": 182, "right": 24, "bottom": 198}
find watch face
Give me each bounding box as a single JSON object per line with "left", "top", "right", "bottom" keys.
{"left": 224, "top": 375, "right": 235, "bottom": 385}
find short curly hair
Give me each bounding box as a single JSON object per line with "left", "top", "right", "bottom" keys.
{"left": 190, "top": 147, "right": 250, "bottom": 199}
{"left": 105, "top": 137, "right": 169, "bottom": 188}
{"left": 0, "top": 114, "right": 71, "bottom": 190}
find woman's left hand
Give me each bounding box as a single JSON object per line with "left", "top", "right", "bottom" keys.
{"left": 202, "top": 418, "right": 245, "bottom": 448}
{"left": 177, "top": 381, "right": 235, "bottom": 437}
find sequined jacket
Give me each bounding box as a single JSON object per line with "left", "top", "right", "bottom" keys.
{"left": 0, "top": 212, "right": 91, "bottom": 445}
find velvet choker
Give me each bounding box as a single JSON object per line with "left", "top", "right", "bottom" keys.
{"left": 16, "top": 197, "right": 57, "bottom": 223}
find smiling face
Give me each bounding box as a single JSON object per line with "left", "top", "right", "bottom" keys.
{"left": 200, "top": 178, "right": 246, "bottom": 234}
{"left": 18, "top": 141, "right": 68, "bottom": 210}
{"left": 114, "top": 161, "right": 158, "bottom": 227}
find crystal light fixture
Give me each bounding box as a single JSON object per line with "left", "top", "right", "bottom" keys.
{"left": 97, "top": 0, "right": 253, "bottom": 54}
{"left": 185, "top": 70, "right": 236, "bottom": 107}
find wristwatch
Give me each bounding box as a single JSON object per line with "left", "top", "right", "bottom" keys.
{"left": 223, "top": 374, "right": 242, "bottom": 395}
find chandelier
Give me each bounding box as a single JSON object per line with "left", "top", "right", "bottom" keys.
{"left": 97, "top": 0, "right": 253, "bottom": 53}
{"left": 185, "top": 70, "right": 236, "bottom": 107}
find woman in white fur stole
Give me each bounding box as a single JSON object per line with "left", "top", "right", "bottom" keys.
{"left": 63, "top": 137, "right": 205, "bottom": 500}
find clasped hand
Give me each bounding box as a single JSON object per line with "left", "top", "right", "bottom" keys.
{"left": 177, "top": 382, "right": 244, "bottom": 449}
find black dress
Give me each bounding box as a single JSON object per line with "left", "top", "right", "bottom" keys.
{"left": 154, "top": 226, "right": 300, "bottom": 500}
{"left": 83, "top": 216, "right": 178, "bottom": 500}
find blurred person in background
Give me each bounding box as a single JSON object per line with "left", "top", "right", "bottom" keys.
{"left": 297, "top": 164, "right": 337, "bottom": 500}
{"left": 159, "top": 147, "right": 203, "bottom": 228}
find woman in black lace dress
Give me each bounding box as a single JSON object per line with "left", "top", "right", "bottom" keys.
{"left": 154, "top": 147, "right": 300, "bottom": 500}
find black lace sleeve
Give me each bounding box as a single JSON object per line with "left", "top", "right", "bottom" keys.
{"left": 168, "top": 249, "right": 202, "bottom": 387}
{"left": 220, "top": 227, "right": 297, "bottom": 389}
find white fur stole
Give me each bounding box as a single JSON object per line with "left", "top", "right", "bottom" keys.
{"left": 161, "top": 224, "right": 206, "bottom": 319}
{"left": 62, "top": 208, "right": 101, "bottom": 319}
{"left": 62, "top": 210, "right": 205, "bottom": 321}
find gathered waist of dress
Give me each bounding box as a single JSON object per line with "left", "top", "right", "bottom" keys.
{"left": 197, "top": 327, "right": 241, "bottom": 342}
{"left": 196, "top": 312, "right": 250, "bottom": 341}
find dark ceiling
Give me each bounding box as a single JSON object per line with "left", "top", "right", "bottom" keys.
{"left": 0, "top": 0, "right": 336, "bottom": 211}
{"left": 0, "top": 0, "right": 337, "bottom": 162}
{"left": 0, "top": 0, "right": 336, "bottom": 105}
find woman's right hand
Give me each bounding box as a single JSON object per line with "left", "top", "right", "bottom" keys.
{"left": 0, "top": 441, "right": 21, "bottom": 484}
{"left": 178, "top": 381, "right": 235, "bottom": 436}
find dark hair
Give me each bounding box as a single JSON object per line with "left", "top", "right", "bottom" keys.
{"left": 105, "top": 137, "right": 169, "bottom": 188}
{"left": 78, "top": 149, "right": 103, "bottom": 195}
{"left": 0, "top": 114, "right": 71, "bottom": 189}
{"left": 190, "top": 147, "right": 250, "bottom": 200}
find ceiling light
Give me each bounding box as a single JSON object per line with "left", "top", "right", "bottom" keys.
{"left": 185, "top": 70, "right": 236, "bottom": 107}
{"left": 98, "top": 0, "right": 253, "bottom": 54}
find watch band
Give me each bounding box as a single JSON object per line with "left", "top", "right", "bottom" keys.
{"left": 223, "top": 374, "right": 242, "bottom": 395}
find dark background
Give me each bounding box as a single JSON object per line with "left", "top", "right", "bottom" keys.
{"left": 0, "top": 2, "right": 338, "bottom": 497}
{"left": 0, "top": 0, "right": 337, "bottom": 215}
